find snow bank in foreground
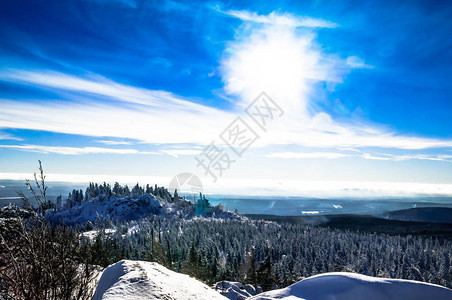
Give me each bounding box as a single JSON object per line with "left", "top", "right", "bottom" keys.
{"left": 93, "top": 262, "right": 452, "bottom": 300}
{"left": 92, "top": 260, "right": 227, "bottom": 300}
{"left": 249, "top": 272, "right": 452, "bottom": 300}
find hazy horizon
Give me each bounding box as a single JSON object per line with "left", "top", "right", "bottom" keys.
{"left": 2, "top": 178, "right": 452, "bottom": 216}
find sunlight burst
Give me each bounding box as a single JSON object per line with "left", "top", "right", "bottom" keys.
{"left": 222, "top": 26, "right": 330, "bottom": 115}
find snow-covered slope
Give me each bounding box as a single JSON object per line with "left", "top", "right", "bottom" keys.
{"left": 48, "top": 194, "right": 162, "bottom": 224}
{"left": 47, "top": 193, "right": 238, "bottom": 225}
{"left": 249, "top": 272, "right": 452, "bottom": 300}
{"left": 92, "top": 260, "right": 227, "bottom": 300}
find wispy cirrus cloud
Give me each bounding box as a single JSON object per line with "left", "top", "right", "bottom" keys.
{"left": 346, "top": 56, "right": 374, "bottom": 69}
{"left": 265, "top": 152, "right": 351, "bottom": 159}
{"left": 96, "top": 140, "right": 133, "bottom": 145}
{"left": 160, "top": 149, "right": 202, "bottom": 158}
{"left": 0, "top": 69, "right": 235, "bottom": 145}
{"left": 0, "top": 143, "right": 205, "bottom": 157}
{"left": 352, "top": 149, "right": 452, "bottom": 163}
{"left": 212, "top": 6, "right": 338, "bottom": 28}
{"left": 267, "top": 150, "right": 452, "bottom": 163}
{"left": 0, "top": 144, "right": 161, "bottom": 155}
{"left": 377, "top": 153, "right": 452, "bottom": 163}
{"left": 0, "top": 69, "right": 218, "bottom": 112}
{"left": 0, "top": 131, "right": 22, "bottom": 141}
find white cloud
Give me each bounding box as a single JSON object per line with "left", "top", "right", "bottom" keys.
{"left": 214, "top": 7, "right": 338, "bottom": 28}
{"left": 160, "top": 149, "right": 201, "bottom": 158}
{"left": 0, "top": 131, "right": 22, "bottom": 141}
{"left": 439, "top": 155, "right": 452, "bottom": 159}
{"left": 0, "top": 172, "right": 172, "bottom": 186}
{"left": 265, "top": 149, "right": 452, "bottom": 163}
{"left": 0, "top": 69, "right": 218, "bottom": 112}
{"left": 391, "top": 154, "right": 452, "bottom": 163}
{"left": 346, "top": 56, "right": 373, "bottom": 69}
{"left": 97, "top": 140, "right": 133, "bottom": 145}
{"left": 0, "top": 69, "right": 237, "bottom": 145}
{"left": 356, "top": 150, "right": 452, "bottom": 163}
{"left": 361, "top": 152, "right": 392, "bottom": 161}
{"left": 266, "top": 152, "right": 351, "bottom": 159}
{"left": 0, "top": 97, "right": 233, "bottom": 145}
{"left": 0, "top": 144, "right": 161, "bottom": 155}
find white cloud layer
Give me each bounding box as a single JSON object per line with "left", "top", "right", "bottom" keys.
{"left": 0, "top": 69, "right": 236, "bottom": 145}
{"left": 0, "top": 69, "right": 451, "bottom": 153}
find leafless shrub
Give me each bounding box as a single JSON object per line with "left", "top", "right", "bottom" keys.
{"left": 0, "top": 161, "right": 97, "bottom": 300}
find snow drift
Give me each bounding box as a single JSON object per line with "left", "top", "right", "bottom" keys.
{"left": 93, "top": 261, "right": 452, "bottom": 300}
{"left": 249, "top": 272, "right": 452, "bottom": 300}
{"left": 213, "top": 281, "right": 262, "bottom": 299}
{"left": 92, "top": 260, "right": 227, "bottom": 300}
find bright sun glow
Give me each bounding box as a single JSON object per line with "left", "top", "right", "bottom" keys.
{"left": 222, "top": 26, "right": 331, "bottom": 115}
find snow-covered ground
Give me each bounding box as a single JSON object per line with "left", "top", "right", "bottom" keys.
{"left": 92, "top": 261, "right": 452, "bottom": 300}
{"left": 213, "top": 281, "right": 262, "bottom": 299}
{"left": 81, "top": 228, "right": 116, "bottom": 240}
{"left": 92, "top": 260, "right": 227, "bottom": 300}
{"left": 249, "top": 272, "right": 452, "bottom": 300}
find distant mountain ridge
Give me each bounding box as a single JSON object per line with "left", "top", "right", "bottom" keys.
{"left": 382, "top": 207, "right": 452, "bottom": 224}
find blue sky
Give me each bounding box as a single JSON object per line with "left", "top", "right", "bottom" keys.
{"left": 0, "top": 0, "right": 451, "bottom": 197}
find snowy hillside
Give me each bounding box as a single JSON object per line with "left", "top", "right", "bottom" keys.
{"left": 249, "top": 272, "right": 452, "bottom": 300}
{"left": 48, "top": 194, "right": 162, "bottom": 225}
{"left": 46, "top": 185, "right": 238, "bottom": 225}
{"left": 92, "top": 260, "right": 227, "bottom": 300}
